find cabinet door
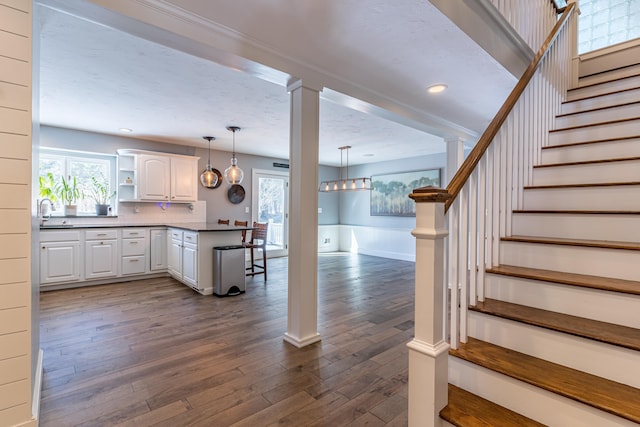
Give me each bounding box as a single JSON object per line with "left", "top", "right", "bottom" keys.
{"left": 150, "top": 229, "right": 168, "bottom": 271}
{"left": 85, "top": 240, "right": 118, "bottom": 280}
{"left": 168, "top": 238, "right": 182, "bottom": 278}
{"left": 182, "top": 242, "right": 198, "bottom": 287}
{"left": 40, "top": 241, "right": 81, "bottom": 285}
{"left": 170, "top": 157, "right": 198, "bottom": 202}
{"left": 138, "top": 155, "right": 170, "bottom": 201}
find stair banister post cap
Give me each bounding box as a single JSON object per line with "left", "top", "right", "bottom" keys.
{"left": 410, "top": 186, "right": 451, "bottom": 203}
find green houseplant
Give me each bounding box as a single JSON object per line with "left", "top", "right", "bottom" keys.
{"left": 88, "top": 176, "right": 116, "bottom": 216}
{"left": 55, "top": 175, "right": 82, "bottom": 216}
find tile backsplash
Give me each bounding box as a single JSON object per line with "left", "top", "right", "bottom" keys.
{"left": 42, "top": 201, "right": 206, "bottom": 227}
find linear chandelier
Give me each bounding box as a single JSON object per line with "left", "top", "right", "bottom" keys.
{"left": 319, "top": 145, "right": 372, "bottom": 192}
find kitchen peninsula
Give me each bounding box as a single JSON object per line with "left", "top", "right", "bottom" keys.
{"left": 39, "top": 222, "right": 253, "bottom": 295}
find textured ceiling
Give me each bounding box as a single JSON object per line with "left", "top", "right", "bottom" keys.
{"left": 37, "top": 0, "right": 517, "bottom": 166}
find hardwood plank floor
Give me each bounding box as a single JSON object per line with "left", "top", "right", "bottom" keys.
{"left": 39, "top": 253, "right": 415, "bottom": 426}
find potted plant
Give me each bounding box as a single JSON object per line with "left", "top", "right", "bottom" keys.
{"left": 55, "top": 175, "right": 82, "bottom": 216}
{"left": 88, "top": 176, "right": 116, "bottom": 216}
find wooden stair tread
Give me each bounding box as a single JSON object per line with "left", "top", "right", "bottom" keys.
{"left": 513, "top": 209, "right": 640, "bottom": 215}
{"left": 502, "top": 235, "right": 640, "bottom": 251}
{"left": 557, "top": 100, "right": 640, "bottom": 118}
{"left": 524, "top": 181, "right": 640, "bottom": 189}
{"left": 450, "top": 337, "right": 640, "bottom": 423}
{"left": 440, "top": 384, "right": 545, "bottom": 427}
{"left": 541, "top": 134, "right": 640, "bottom": 150}
{"left": 533, "top": 156, "right": 640, "bottom": 168}
{"left": 471, "top": 298, "right": 640, "bottom": 351}
{"left": 550, "top": 116, "right": 640, "bottom": 133}
{"left": 486, "top": 265, "right": 640, "bottom": 295}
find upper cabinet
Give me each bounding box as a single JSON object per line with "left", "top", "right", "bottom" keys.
{"left": 117, "top": 149, "right": 199, "bottom": 203}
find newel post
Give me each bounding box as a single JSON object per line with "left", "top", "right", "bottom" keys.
{"left": 408, "top": 187, "right": 450, "bottom": 426}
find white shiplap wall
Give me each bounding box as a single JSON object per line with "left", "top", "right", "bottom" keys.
{"left": 0, "top": 1, "right": 35, "bottom": 426}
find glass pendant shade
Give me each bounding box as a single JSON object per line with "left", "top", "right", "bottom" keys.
{"left": 200, "top": 136, "right": 218, "bottom": 188}
{"left": 224, "top": 126, "right": 244, "bottom": 185}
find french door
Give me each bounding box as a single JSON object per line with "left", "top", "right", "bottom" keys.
{"left": 252, "top": 169, "right": 289, "bottom": 258}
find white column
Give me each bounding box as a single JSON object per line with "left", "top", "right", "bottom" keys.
{"left": 284, "top": 78, "right": 322, "bottom": 348}
{"left": 408, "top": 189, "right": 450, "bottom": 426}
{"left": 445, "top": 136, "right": 465, "bottom": 186}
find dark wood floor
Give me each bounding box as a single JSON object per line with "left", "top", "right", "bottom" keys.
{"left": 39, "top": 253, "right": 415, "bottom": 426}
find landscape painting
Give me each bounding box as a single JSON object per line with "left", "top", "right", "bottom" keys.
{"left": 370, "top": 169, "right": 441, "bottom": 216}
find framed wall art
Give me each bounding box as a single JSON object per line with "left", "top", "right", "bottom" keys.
{"left": 370, "top": 168, "right": 441, "bottom": 216}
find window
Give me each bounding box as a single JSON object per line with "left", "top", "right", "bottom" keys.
{"left": 39, "top": 148, "right": 117, "bottom": 215}
{"left": 578, "top": 0, "right": 640, "bottom": 54}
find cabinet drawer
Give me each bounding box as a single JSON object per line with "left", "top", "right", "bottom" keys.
{"left": 121, "top": 238, "right": 145, "bottom": 256}
{"left": 85, "top": 229, "right": 118, "bottom": 240}
{"left": 40, "top": 230, "right": 80, "bottom": 242}
{"left": 122, "top": 256, "right": 146, "bottom": 275}
{"left": 122, "top": 228, "right": 146, "bottom": 238}
{"left": 169, "top": 229, "right": 183, "bottom": 240}
{"left": 183, "top": 231, "right": 198, "bottom": 244}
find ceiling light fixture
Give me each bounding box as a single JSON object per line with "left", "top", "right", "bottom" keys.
{"left": 319, "top": 146, "right": 372, "bottom": 192}
{"left": 427, "top": 84, "right": 448, "bottom": 94}
{"left": 224, "top": 126, "right": 244, "bottom": 185}
{"left": 119, "top": 128, "right": 133, "bottom": 133}
{"left": 200, "top": 136, "right": 219, "bottom": 188}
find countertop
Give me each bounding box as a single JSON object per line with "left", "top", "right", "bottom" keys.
{"left": 40, "top": 222, "right": 253, "bottom": 232}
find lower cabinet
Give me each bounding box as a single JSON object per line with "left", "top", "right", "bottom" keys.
{"left": 167, "top": 228, "right": 201, "bottom": 292}
{"left": 85, "top": 229, "right": 118, "bottom": 280}
{"left": 40, "top": 231, "right": 82, "bottom": 286}
{"left": 150, "top": 228, "right": 168, "bottom": 271}
{"left": 121, "top": 228, "right": 147, "bottom": 275}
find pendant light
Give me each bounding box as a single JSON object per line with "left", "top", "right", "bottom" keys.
{"left": 319, "top": 146, "right": 372, "bottom": 192}
{"left": 224, "top": 126, "right": 244, "bottom": 185}
{"left": 200, "top": 136, "right": 218, "bottom": 188}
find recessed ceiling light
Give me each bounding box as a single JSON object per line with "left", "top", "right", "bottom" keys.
{"left": 427, "top": 84, "right": 448, "bottom": 94}
{"left": 363, "top": 153, "right": 375, "bottom": 157}
{"left": 119, "top": 128, "right": 133, "bottom": 133}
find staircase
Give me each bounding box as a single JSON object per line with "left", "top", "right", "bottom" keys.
{"left": 440, "top": 64, "right": 640, "bottom": 426}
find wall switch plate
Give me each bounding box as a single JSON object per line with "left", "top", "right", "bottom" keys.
{"left": 245, "top": 206, "right": 250, "bottom": 213}
{"left": 318, "top": 207, "right": 322, "bottom": 213}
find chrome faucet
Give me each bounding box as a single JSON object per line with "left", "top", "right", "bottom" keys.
{"left": 39, "top": 198, "right": 53, "bottom": 226}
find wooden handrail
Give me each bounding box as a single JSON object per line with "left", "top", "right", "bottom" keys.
{"left": 441, "top": 2, "right": 575, "bottom": 212}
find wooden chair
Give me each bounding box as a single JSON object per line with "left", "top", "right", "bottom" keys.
{"left": 234, "top": 220, "right": 248, "bottom": 244}
{"left": 245, "top": 221, "right": 268, "bottom": 281}
{"left": 218, "top": 219, "right": 230, "bottom": 225}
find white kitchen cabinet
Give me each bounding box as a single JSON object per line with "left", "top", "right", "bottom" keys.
{"left": 170, "top": 156, "right": 198, "bottom": 202}
{"left": 121, "top": 228, "right": 147, "bottom": 276}
{"left": 117, "top": 150, "right": 198, "bottom": 203}
{"left": 85, "top": 229, "right": 118, "bottom": 280}
{"left": 150, "top": 228, "right": 167, "bottom": 272}
{"left": 40, "top": 230, "right": 82, "bottom": 286}
{"left": 138, "top": 154, "right": 171, "bottom": 201}
{"left": 167, "top": 228, "right": 201, "bottom": 292}
{"left": 167, "top": 229, "right": 182, "bottom": 279}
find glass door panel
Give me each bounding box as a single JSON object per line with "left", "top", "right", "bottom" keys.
{"left": 252, "top": 169, "right": 288, "bottom": 257}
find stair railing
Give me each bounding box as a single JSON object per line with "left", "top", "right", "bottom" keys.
{"left": 406, "top": 2, "right": 577, "bottom": 425}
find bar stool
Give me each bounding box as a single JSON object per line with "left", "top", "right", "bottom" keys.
{"left": 234, "top": 220, "right": 248, "bottom": 244}
{"left": 245, "top": 221, "right": 268, "bottom": 281}
{"left": 218, "top": 219, "right": 230, "bottom": 225}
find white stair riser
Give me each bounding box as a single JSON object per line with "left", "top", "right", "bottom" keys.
{"left": 566, "top": 75, "right": 640, "bottom": 101}
{"left": 540, "top": 138, "right": 640, "bottom": 164}
{"left": 468, "top": 312, "right": 640, "bottom": 386}
{"left": 556, "top": 102, "right": 640, "bottom": 128}
{"left": 499, "top": 241, "right": 640, "bottom": 281}
{"left": 578, "top": 65, "right": 640, "bottom": 87}
{"left": 512, "top": 213, "right": 640, "bottom": 242}
{"left": 449, "top": 357, "right": 638, "bottom": 427}
{"left": 548, "top": 119, "right": 640, "bottom": 146}
{"left": 484, "top": 275, "right": 640, "bottom": 328}
{"left": 523, "top": 185, "right": 640, "bottom": 210}
{"left": 561, "top": 88, "right": 640, "bottom": 114}
{"left": 532, "top": 160, "right": 640, "bottom": 186}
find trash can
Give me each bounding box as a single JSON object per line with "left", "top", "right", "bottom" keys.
{"left": 213, "top": 245, "right": 246, "bottom": 296}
